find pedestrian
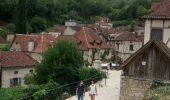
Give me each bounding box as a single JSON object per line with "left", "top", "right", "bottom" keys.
{"left": 89, "top": 81, "right": 97, "bottom": 100}
{"left": 76, "top": 80, "right": 85, "bottom": 100}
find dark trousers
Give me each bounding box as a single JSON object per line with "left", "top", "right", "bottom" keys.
{"left": 78, "top": 94, "right": 84, "bottom": 100}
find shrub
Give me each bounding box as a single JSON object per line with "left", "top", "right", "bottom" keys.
{"left": 150, "top": 80, "right": 165, "bottom": 89}
{"left": 78, "top": 67, "right": 106, "bottom": 86}
{"left": 112, "top": 20, "right": 130, "bottom": 27}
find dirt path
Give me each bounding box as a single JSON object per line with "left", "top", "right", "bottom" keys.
{"left": 67, "top": 70, "right": 121, "bottom": 100}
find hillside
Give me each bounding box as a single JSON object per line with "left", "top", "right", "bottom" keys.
{"left": 0, "top": 0, "right": 160, "bottom": 34}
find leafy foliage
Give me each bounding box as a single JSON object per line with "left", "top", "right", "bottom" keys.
{"left": 0, "top": 43, "right": 11, "bottom": 51}
{"left": 30, "top": 16, "right": 47, "bottom": 33}
{"left": 0, "top": 0, "right": 161, "bottom": 33}
{"left": 150, "top": 80, "right": 165, "bottom": 89}
{"left": 35, "top": 40, "right": 84, "bottom": 84}
{"left": 0, "top": 87, "right": 26, "bottom": 100}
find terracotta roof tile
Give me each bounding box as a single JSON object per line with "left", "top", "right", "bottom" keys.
{"left": 75, "top": 27, "right": 112, "bottom": 49}
{"left": 33, "top": 34, "right": 57, "bottom": 53}
{"left": 114, "top": 32, "right": 143, "bottom": 42}
{"left": 12, "top": 34, "right": 39, "bottom": 51}
{"left": 12, "top": 34, "right": 57, "bottom": 53}
{"left": 50, "top": 25, "right": 66, "bottom": 33}
{"left": 56, "top": 35, "right": 88, "bottom": 51}
{"left": 143, "top": 0, "right": 170, "bottom": 19}
{"left": 0, "top": 51, "right": 37, "bottom": 68}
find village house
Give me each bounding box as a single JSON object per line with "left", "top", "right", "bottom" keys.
{"left": 57, "top": 27, "right": 112, "bottom": 63}
{"left": 11, "top": 33, "right": 57, "bottom": 62}
{"left": 95, "top": 17, "right": 113, "bottom": 29}
{"left": 49, "top": 25, "right": 66, "bottom": 36}
{"left": 119, "top": 39, "right": 170, "bottom": 100}
{"left": 113, "top": 31, "right": 143, "bottom": 62}
{"left": 0, "top": 51, "right": 37, "bottom": 88}
{"left": 119, "top": 0, "right": 170, "bottom": 99}
{"left": 143, "top": 0, "right": 170, "bottom": 48}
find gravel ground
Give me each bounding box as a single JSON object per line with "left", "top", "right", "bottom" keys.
{"left": 66, "top": 70, "right": 121, "bottom": 100}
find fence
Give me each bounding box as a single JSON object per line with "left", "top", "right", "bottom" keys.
{"left": 19, "top": 73, "right": 103, "bottom": 100}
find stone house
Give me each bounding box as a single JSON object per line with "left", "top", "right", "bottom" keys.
{"left": 49, "top": 25, "right": 66, "bottom": 36}
{"left": 142, "top": 0, "right": 170, "bottom": 48}
{"left": 113, "top": 32, "right": 143, "bottom": 62}
{"left": 57, "top": 27, "right": 112, "bottom": 63}
{"left": 0, "top": 51, "right": 37, "bottom": 88}
{"left": 11, "top": 33, "right": 57, "bottom": 62}
{"left": 119, "top": 39, "right": 170, "bottom": 100}
{"left": 63, "top": 26, "right": 81, "bottom": 35}
{"left": 95, "top": 17, "right": 113, "bottom": 29}
{"left": 65, "top": 19, "right": 78, "bottom": 27}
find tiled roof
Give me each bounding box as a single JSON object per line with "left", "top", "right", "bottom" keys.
{"left": 50, "top": 25, "right": 66, "bottom": 33}
{"left": 0, "top": 36, "right": 5, "bottom": 44}
{"left": 119, "top": 39, "right": 170, "bottom": 69}
{"left": 12, "top": 34, "right": 39, "bottom": 51}
{"left": 56, "top": 35, "right": 88, "bottom": 51}
{"left": 114, "top": 32, "right": 143, "bottom": 42}
{"left": 56, "top": 27, "right": 112, "bottom": 50}
{"left": 143, "top": 0, "right": 170, "bottom": 19}
{"left": 0, "top": 51, "right": 37, "bottom": 68}
{"left": 33, "top": 34, "right": 57, "bottom": 53}
{"left": 12, "top": 33, "right": 57, "bottom": 53}
{"left": 75, "top": 27, "right": 112, "bottom": 49}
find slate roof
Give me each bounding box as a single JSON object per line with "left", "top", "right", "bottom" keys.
{"left": 0, "top": 51, "right": 37, "bottom": 68}
{"left": 143, "top": 0, "right": 170, "bottom": 19}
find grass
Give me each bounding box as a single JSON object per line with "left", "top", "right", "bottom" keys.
{"left": 144, "top": 86, "right": 170, "bottom": 100}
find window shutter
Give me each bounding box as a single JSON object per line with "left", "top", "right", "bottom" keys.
{"left": 10, "top": 78, "right": 13, "bottom": 87}
{"left": 18, "top": 78, "right": 21, "bottom": 86}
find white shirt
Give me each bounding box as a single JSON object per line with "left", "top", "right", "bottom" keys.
{"left": 89, "top": 84, "right": 96, "bottom": 95}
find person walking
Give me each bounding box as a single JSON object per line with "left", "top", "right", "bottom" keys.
{"left": 76, "top": 80, "right": 85, "bottom": 100}
{"left": 89, "top": 81, "right": 97, "bottom": 100}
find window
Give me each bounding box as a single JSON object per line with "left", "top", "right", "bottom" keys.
{"left": 10, "top": 78, "right": 21, "bottom": 87}
{"left": 116, "top": 42, "right": 119, "bottom": 50}
{"left": 14, "top": 71, "right": 18, "bottom": 74}
{"left": 29, "top": 70, "right": 33, "bottom": 73}
{"left": 129, "top": 44, "right": 134, "bottom": 51}
{"left": 151, "top": 29, "right": 163, "bottom": 41}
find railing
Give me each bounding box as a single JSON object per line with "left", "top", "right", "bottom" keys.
{"left": 19, "top": 73, "right": 103, "bottom": 100}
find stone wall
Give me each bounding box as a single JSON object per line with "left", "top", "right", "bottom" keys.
{"left": 119, "top": 76, "right": 150, "bottom": 100}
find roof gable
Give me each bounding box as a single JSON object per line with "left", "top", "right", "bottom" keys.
{"left": 119, "top": 39, "right": 170, "bottom": 69}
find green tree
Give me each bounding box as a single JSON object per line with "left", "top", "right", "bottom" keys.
{"left": 35, "top": 40, "right": 84, "bottom": 84}
{"left": 15, "top": 0, "right": 28, "bottom": 34}
{"left": 30, "top": 16, "right": 47, "bottom": 33}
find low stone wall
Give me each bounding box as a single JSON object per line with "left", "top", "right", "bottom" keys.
{"left": 119, "top": 76, "right": 150, "bottom": 100}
